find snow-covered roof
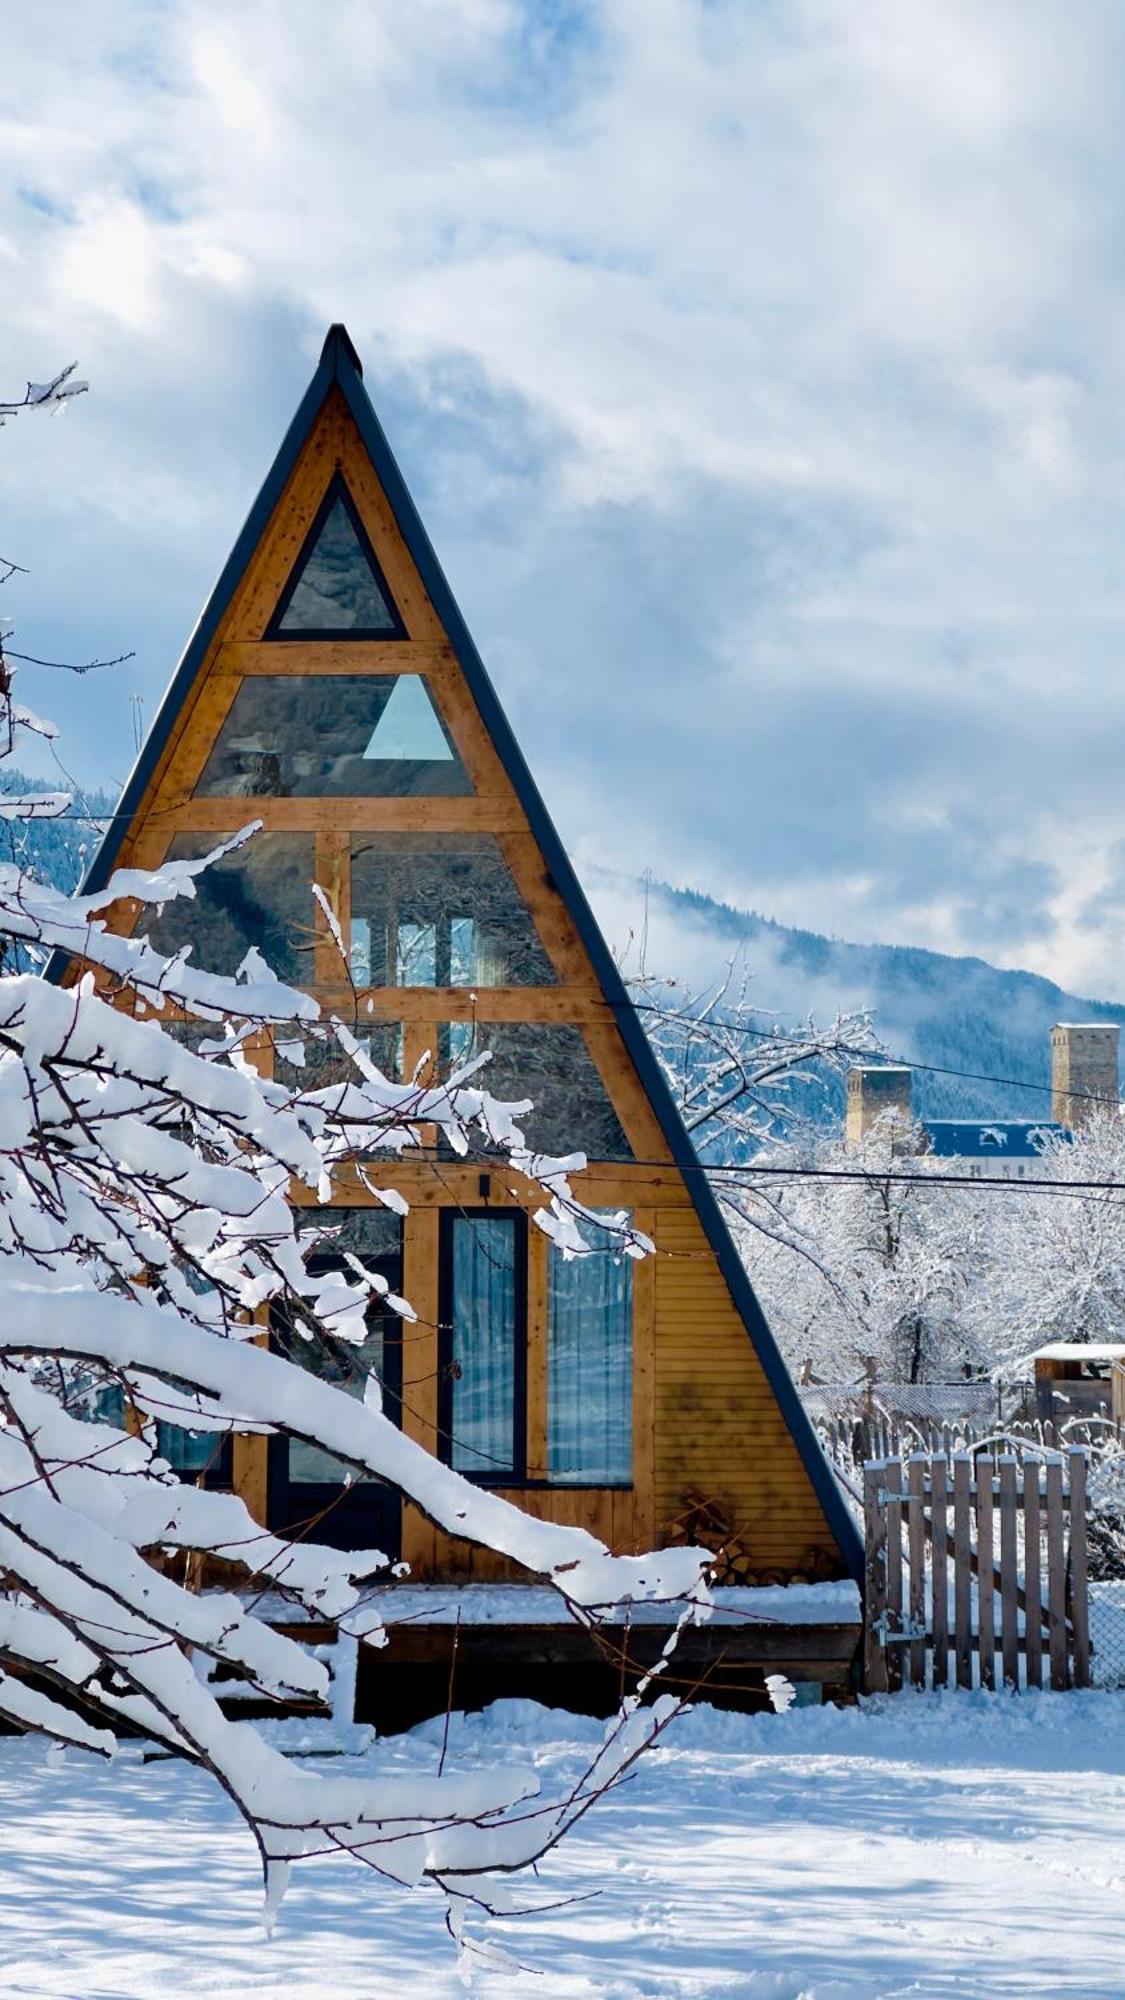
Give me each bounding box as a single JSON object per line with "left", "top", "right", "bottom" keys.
{"left": 923, "top": 1119, "right": 1067, "bottom": 1159}
{"left": 1032, "top": 1342, "right": 1125, "bottom": 1365}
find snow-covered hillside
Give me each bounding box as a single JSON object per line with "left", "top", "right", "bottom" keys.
{"left": 587, "top": 866, "right": 1125, "bottom": 1125}
{"left": 16, "top": 770, "right": 1122, "bottom": 1130}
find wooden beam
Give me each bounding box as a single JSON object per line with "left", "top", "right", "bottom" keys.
{"left": 289, "top": 1163, "right": 694, "bottom": 1209}
{"left": 164, "top": 798, "right": 526, "bottom": 833}
{"left": 307, "top": 986, "right": 620, "bottom": 1024}
{"left": 214, "top": 641, "right": 458, "bottom": 677}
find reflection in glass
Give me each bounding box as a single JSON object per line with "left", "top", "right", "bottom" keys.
{"left": 439, "top": 1022, "right": 633, "bottom": 1162}
{"left": 65, "top": 1374, "right": 226, "bottom": 1481}
{"left": 548, "top": 1230, "right": 633, "bottom": 1484}
{"left": 274, "top": 488, "right": 401, "bottom": 636}
{"left": 194, "top": 677, "right": 471, "bottom": 799}
{"left": 273, "top": 1025, "right": 402, "bottom": 1090}
{"left": 157, "top": 1423, "right": 221, "bottom": 1476}
{"left": 275, "top": 1313, "right": 389, "bottom": 1484}
{"left": 349, "top": 835, "right": 555, "bottom": 988}
{"left": 140, "top": 833, "right": 315, "bottom": 987}
{"left": 273, "top": 1209, "right": 403, "bottom": 1486}
{"left": 449, "top": 1216, "right": 518, "bottom": 1477}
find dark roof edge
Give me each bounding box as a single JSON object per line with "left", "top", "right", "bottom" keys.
{"left": 330, "top": 343, "right": 863, "bottom": 1583}
{"left": 53, "top": 322, "right": 862, "bottom": 1581}
{"left": 321, "top": 323, "right": 364, "bottom": 379}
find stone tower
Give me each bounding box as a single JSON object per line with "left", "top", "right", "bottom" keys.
{"left": 1050, "top": 1023, "right": 1120, "bottom": 1129}
{"left": 845, "top": 1065, "right": 914, "bottom": 1149}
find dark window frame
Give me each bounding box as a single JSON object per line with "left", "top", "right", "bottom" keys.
{"left": 265, "top": 471, "right": 409, "bottom": 642}
{"left": 438, "top": 1207, "right": 528, "bottom": 1487}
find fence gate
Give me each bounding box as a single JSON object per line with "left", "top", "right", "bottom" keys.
{"left": 863, "top": 1448, "right": 1091, "bottom": 1693}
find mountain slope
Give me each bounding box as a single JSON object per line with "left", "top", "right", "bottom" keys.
{"left": 0, "top": 769, "right": 115, "bottom": 961}
{"left": 584, "top": 868, "right": 1124, "bottom": 1124}
{"left": 7, "top": 778, "right": 1119, "bottom": 1128}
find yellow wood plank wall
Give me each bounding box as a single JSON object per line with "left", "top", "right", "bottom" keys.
{"left": 652, "top": 1207, "right": 839, "bottom": 1576}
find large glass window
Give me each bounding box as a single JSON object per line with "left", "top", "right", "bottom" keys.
{"left": 194, "top": 676, "right": 471, "bottom": 799}
{"left": 442, "top": 1213, "right": 525, "bottom": 1480}
{"left": 66, "top": 1374, "right": 231, "bottom": 1484}
{"left": 440, "top": 1023, "right": 633, "bottom": 1161}
{"left": 267, "top": 479, "right": 405, "bottom": 638}
{"left": 272, "top": 1023, "right": 402, "bottom": 1091}
{"left": 350, "top": 835, "right": 556, "bottom": 988}
{"left": 272, "top": 1207, "right": 403, "bottom": 1486}
{"left": 548, "top": 1230, "right": 633, "bottom": 1484}
{"left": 140, "top": 833, "right": 315, "bottom": 987}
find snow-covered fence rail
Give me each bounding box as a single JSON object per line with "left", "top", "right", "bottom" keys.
{"left": 820, "top": 1413, "right": 1113, "bottom": 1475}
{"left": 863, "top": 1449, "right": 1091, "bottom": 1694}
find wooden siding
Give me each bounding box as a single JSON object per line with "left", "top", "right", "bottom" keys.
{"left": 652, "top": 1207, "right": 840, "bottom": 1577}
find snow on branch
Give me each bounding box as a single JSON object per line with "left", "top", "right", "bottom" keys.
{"left": 0, "top": 362, "right": 87, "bottom": 425}
{"left": 0, "top": 368, "right": 713, "bottom": 1944}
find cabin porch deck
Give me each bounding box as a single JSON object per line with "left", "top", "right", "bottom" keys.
{"left": 235, "top": 1581, "right": 863, "bottom": 1730}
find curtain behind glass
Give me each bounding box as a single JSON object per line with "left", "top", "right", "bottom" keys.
{"left": 450, "top": 1217, "right": 517, "bottom": 1476}
{"left": 548, "top": 1238, "right": 633, "bottom": 1484}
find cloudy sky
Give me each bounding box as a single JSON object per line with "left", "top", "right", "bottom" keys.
{"left": 3, "top": 1, "right": 1125, "bottom": 997}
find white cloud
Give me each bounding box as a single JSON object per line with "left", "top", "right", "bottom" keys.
{"left": 2, "top": 0, "right": 1125, "bottom": 991}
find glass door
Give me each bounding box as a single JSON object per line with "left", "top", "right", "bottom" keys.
{"left": 268, "top": 1216, "right": 403, "bottom": 1557}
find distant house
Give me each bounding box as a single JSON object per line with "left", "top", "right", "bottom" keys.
{"left": 922, "top": 1120, "right": 1066, "bottom": 1180}
{"left": 1029, "top": 1342, "right": 1125, "bottom": 1425}
{"left": 846, "top": 1022, "right": 1120, "bottom": 1173}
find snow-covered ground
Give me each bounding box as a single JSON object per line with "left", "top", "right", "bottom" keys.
{"left": 3, "top": 1690, "right": 1124, "bottom": 1999}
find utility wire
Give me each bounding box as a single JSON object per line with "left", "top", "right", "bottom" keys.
{"left": 411, "top": 1142, "right": 1125, "bottom": 1201}
{"left": 633, "top": 1004, "right": 1123, "bottom": 1111}
{"left": 10, "top": 810, "right": 1123, "bottom": 1116}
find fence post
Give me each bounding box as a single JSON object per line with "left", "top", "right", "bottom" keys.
{"left": 931, "top": 1458, "right": 949, "bottom": 1688}
{"left": 977, "top": 1461, "right": 996, "bottom": 1691}
{"left": 908, "top": 1455, "right": 927, "bottom": 1688}
{"left": 998, "top": 1456, "right": 1020, "bottom": 1691}
{"left": 1045, "top": 1456, "right": 1068, "bottom": 1691}
{"left": 864, "top": 1463, "right": 889, "bottom": 1695}
{"left": 953, "top": 1455, "right": 974, "bottom": 1688}
{"left": 1023, "top": 1459, "right": 1043, "bottom": 1691}
{"left": 884, "top": 1458, "right": 904, "bottom": 1692}
{"left": 1068, "top": 1448, "right": 1091, "bottom": 1690}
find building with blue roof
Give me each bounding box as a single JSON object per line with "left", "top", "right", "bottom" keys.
{"left": 845, "top": 1022, "right": 1119, "bottom": 1174}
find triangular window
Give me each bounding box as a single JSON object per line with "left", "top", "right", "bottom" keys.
{"left": 267, "top": 476, "right": 406, "bottom": 639}
{"left": 363, "top": 676, "right": 452, "bottom": 762}
{"left": 438, "top": 1023, "right": 633, "bottom": 1162}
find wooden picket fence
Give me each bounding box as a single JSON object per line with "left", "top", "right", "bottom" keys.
{"left": 863, "top": 1447, "right": 1091, "bottom": 1693}
{"left": 821, "top": 1412, "right": 1116, "bottom": 1472}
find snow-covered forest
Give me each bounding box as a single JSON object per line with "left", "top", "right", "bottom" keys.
{"left": 733, "top": 1114, "right": 1125, "bottom": 1386}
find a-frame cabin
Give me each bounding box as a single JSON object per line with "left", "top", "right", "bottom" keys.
{"left": 69, "top": 327, "right": 860, "bottom": 1698}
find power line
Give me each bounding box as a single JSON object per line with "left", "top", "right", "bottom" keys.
{"left": 8, "top": 799, "right": 1123, "bottom": 1115}
{"left": 417, "top": 1141, "right": 1125, "bottom": 1202}
{"left": 634, "top": 1003, "right": 1124, "bottom": 1112}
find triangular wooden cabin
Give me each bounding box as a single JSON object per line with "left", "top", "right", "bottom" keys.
{"left": 72, "top": 327, "right": 860, "bottom": 1703}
